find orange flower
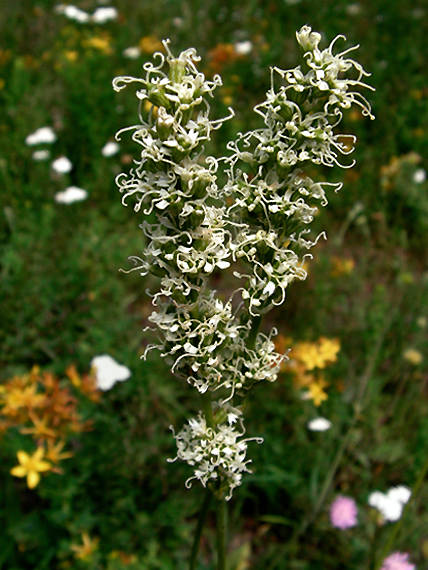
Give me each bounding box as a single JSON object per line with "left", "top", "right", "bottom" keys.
{"left": 45, "top": 440, "right": 73, "bottom": 468}
{"left": 71, "top": 533, "right": 99, "bottom": 560}
{"left": 208, "top": 43, "right": 238, "bottom": 73}
{"left": 21, "top": 414, "right": 57, "bottom": 440}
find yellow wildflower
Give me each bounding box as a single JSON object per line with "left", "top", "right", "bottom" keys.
{"left": 139, "top": 35, "right": 163, "bottom": 54}
{"left": 331, "top": 256, "right": 355, "bottom": 277}
{"left": 71, "top": 533, "right": 99, "bottom": 560}
{"left": 293, "top": 342, "right": 326, "bottom": 370}
{"left": 403, "top": 348, "right": 423, "bottom": 365}
{"left": 83, "top": 35, "right": 112, "bottom": 55}
{"left": 64, "top": 50, "right": 78, "bottom": 62}
{"left": 318, "top": 337, "right": 340, "bottom": 364}
{"left": 3, "top": 384, "right": 45, "bottom": 415}
{"left": 292, "top": 337, "right": 340, "bottom": 371}
{"left": 307, "top": 379, "right": 328, "bottom": 406}
{"left": 11, "top": 448, "right": 52, "bottom": 489}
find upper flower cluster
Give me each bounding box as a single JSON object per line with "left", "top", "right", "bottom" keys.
{"left": 225, "top": 26, "right": 374, "bottom": 315}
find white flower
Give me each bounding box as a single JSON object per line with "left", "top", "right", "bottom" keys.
{"left": 91, "top": 6, "right": 118, "bottom": 23}
{"left": 413, "top": 168, "right": 426, "bottom": 184}
{"left": 123, "top": 46, "right": 141, "bottom": 59}
{"left": 54, "top": 186, "right": 88, "bottom": 204}
{"left": 168, "top": 405, "right": 262, "bottom": 500}
{"left": 234, "top": 41, "right": 253, "bottom": 55}
{"left": 101, "top": 141, "right": 120, "bottom": 156}
{"left": 368, "top": 486, "right": 411, "bottom": 522}
{"left": 25, "top": 126, "right": 56, "bottom": 146}
{"left": 32, "top": 149, "right": 50, "bottom": 161}
{"left": 55, "top": 4, "right": 90, "bottom": 23}
{"left": 346, "top": 3, "right": 362, "bottom": 15}
{"left": 388, "top": 486, "right": 411, "bottom": 505}
{"left": 307, "top": 417, "right": 332, "bottom": 431}
{"left": 173, "top": 17, "right": 183, "bottom": 28}
{"left": 91, "top": 354, "right": 131, "bottom": 391}
{"left": 52, "top": 156, "right": 72, "bottom": 174}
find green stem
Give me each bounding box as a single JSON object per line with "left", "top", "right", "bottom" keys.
{"left": 189, "top": 488, "right": 212, "bottom": 570}
{"left": 248, "top": 314, "right": 262, "bottom": 350}
{"left": 373, "top": 454, "right": 428, "bottom": 570}
{"left": 201, "top": 391, "right": 215, "bottom": 428}
{"left": 216, "top": 498, "right": 228, "bottom": 570}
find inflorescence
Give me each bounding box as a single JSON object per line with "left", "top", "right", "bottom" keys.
{"left": 113, "top": 26, "right": 373, "bottom": 500}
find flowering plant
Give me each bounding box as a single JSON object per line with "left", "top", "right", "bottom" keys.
{"left": 113, "top": 26, "right": 373, "bottom": 567}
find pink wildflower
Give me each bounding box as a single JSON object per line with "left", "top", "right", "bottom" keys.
{"left": 329, "top": 495, "right": 358, "bottom": 529}
{"left": 381, "top": 552, "right": 416, "bottom": 570}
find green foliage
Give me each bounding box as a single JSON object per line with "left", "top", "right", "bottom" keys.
{"left": 0, "top": 1, "right": 427, "bottom": 568}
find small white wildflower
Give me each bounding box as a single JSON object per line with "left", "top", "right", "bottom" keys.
{"left": 368, "top": 486, "right": 411, "bottom": 522}
{"left": 413, "top": 168, "right": 426, "bottom": 184}
{"left": 101, "top": 141, "right": 120, "bottom": 157}
{"left": 416, "top": 316, "right": 426, "bottom": 328}
{"left": 123, "top": 46, "right": 141, "bottom": 59}
{"left": 307, "top": 417, "right": 332, "bottom": 431}
{"left": 91, "top": 354, "right": 131, "bottom": 391}
{"left": 346, "top": 3, "right": 362, "bottom": 15}
{"left": 91, "top": 6, "right": 118, "bottom": 23}
{"left": 172, "top": 17, "right": 183, "bottom": 28}
{"left": 25, "top": 126, "right": 56, "bottom": 146}
{"left": 234, "top": 41, "right": 253, "bottom": 55}
{"left": 56, "top": 4, "right": 91, "bottom": 23}
{"left": 32, "top": 149, "right": 51, "bottom": 161}
{"left": 51, "top": 156, "right": 72, "bottom": 174}
{"left": 388, "top": 486, "right": 411, "bottom": 505}
{"left": 55, "top": 186, "right": 88, "bottom": 204}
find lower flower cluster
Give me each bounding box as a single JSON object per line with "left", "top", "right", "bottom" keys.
{"left": 168, "top": 405, "right": 263, "bottom": 500}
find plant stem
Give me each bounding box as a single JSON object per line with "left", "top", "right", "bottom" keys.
{"left": 201, "top": 391, "right": 215, "bottom": 428}
{"left": 248, "top": 314, "right": 262, "bottom": 350}
{"left": 373, "top": 454, "right": 428, "bottom": 570}
{"left": 189, "top": 488, "right": 212, "bottom": 570}
{"left": 216, "top": 498, "right": 228, "bottom": 570}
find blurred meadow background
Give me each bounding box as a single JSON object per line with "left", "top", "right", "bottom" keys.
{"left": 0, "top": 0, "right": 427, "bottom": 568}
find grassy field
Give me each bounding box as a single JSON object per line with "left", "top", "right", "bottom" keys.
{"left": 0, "top": 1, "right": 427, "bottom": 568}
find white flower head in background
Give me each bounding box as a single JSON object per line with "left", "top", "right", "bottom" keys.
{"left": 55, "top": 186, "right": 88, "bottom": 204}
{"left": 123, "top": 46, "right": 141, "bottom": 59}
{"left": 101, "top": 141, "right": 120, "bottom": 157}
{"left": 52, "top": 156, "right": 73, "bottom": 174}
{"left": 413, "top": 168, "right": 426, "bottom": 184}
{"left": 91, "top": 355, "right": 131, "bottom": 391}
{"left": 25, "top": 126, "right": 57, "bottom": 146}
{"left": 55, "top": 4, "right": 91, "bottom": 23}
{"left": 91, "top": 6, "right": 118, "bottom": 23}
{"left": 32, "top": 150, "right": 51, "bottom": 161}
{"left": 368, "top": 486, "right": 411, "bottom": 522}
{"left": 307, "top": 417, "right": 332, "bottom": 431}
{"left": 234, "top": 41, "right": 253, "bottom": 56}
